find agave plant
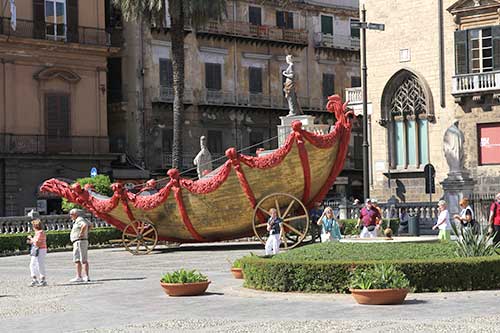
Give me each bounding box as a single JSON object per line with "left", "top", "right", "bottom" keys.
{"left": 349, "top": 264, "right": 410, "bottom": 290}
{"left": 161, "top": 269, "right": 208, "bottom": 284}
{"left": 451, "top": 223, "right": 500, "bottom": 257}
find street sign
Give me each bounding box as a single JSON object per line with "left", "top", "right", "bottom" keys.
{"left": 367, "top": 23, "right": 385, "bottom": 31}
{"left": 90, "top": 167, "right": 98, "bottom": 178}
{"left": 424, "top": 164, "right": 436, "bottom": 194}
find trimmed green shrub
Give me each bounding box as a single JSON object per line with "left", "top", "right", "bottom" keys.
{"left": 273, "top": 242, "right": 457, "bottom": 261}
{"left": 241, "top": 255, "right": 500, "bottom": 293}
{"left": 240, "top": 242, "right": 500, "bottom": 293}
{"left": 0, "top": 227, "right": 122, "bottom": 253}
{"left": 62, "top": 175, "right": 113, "bottom": 212}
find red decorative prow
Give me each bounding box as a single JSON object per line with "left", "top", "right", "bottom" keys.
{"left": 326, "top": 94, "right": 353, "bottom": 127}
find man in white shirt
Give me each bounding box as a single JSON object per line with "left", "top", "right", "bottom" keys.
{"left": 69, "top": 209, "right": 92, "bottom": 282}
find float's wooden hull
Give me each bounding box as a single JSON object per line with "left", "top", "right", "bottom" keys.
{"left": 41, "top": 97, "right": 352, "bottom": 244}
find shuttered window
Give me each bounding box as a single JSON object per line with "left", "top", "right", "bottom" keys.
{"left": 321, "top": 15, "right": 333, "bottom": 35}
{"left": 249, "top": 6, "right": 262, "bottom": 26}
{"left": 249, "top": 67, "right": 262, "bottom": 93}
{"left": 276, "top": 11, "right": 293, "bottom": 29}
{"left": 455, "top": 26, "right": 500, "bottom": 75}
{"left": 351, "top": 19, "right": 360, "bottom": 39}
{"left": 162, "top": 128, "right": 173, "bottom": 153}
{"left": 46, "top": 94, "right": 70, "bottom": 137}
{"left": 322, "top": 73, "right": 335, "bottom": 98}
{"left": 66, "top": 0, "right": 78, "bottom": 42}
{"left": 159, "top": 58, "right": 173, "bottom": 87}
{"left": 205, "top": 63, "right": 222, "bottom": 91}
{"left": 207, "top": 130, "right": 223, "bottom": 154}
{"left": 33, "top": 0, "right": 46, "bottom": 39}
{"left": 351, "top": 76, "right": 361, "bottom": 87}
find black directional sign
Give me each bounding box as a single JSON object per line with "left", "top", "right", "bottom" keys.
{"left": 424, "top": 163, "right": 436, "bottom": 194}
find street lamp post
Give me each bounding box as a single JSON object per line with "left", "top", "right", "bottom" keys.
{"left": 354, "top": 5, "right": 384, "bottom": 201}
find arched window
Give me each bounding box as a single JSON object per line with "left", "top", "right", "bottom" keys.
{"left": 381, "top": 70, "right": 433, "bottom": 169}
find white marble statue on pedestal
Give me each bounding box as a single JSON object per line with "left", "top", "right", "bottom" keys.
{"left": 282, "top": 55, "right": 303, "bottom": 116}
{"left": 443, "top": 119, "right": 465, "bottom": 179}
{"left": 193, "top": 136, "right": 212, "bottom": 179}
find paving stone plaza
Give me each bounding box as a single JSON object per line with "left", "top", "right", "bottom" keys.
{"left": 1, "top": 243, "right": 500, "bottom": 333}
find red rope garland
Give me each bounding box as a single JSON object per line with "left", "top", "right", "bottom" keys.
{"left": 168, "top": 169, "right": 206, "bottom": 242}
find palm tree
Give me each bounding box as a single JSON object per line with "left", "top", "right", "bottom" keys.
{"left": 112, "top": 0, "right": 226, "bottom": 170}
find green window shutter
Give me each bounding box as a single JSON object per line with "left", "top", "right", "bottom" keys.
{"left": 205, "top": 63, "right": 222, "bottom": 91}
{"left": 276, "top": 11, "right": 285, "bottom": 28}
{"left": 249, "top": 6, "right": 262, "bottom": 26}
{"left": 454, "top": 30, "right": 468, "bottom": 75}
{"left": 418, "top": 118, "right": 429, "bottom": 165}
{"left": 394, "top": 119, "right": 405, "bottom": 167}
{"left": 321, "top": 15, "right": 333, "bottom": 35}
{"left": 33, "top": 0, "right": 46, "bottom": 39}
{"left": 492, "top": 26, "right": 500, "bottom": 70}
{"left": 67, "top": 0, "right": 79, "bottom": 43}
{"left": 322, "top": 73, "right": 335, "bottom": 98}
{"left": 249, "top": 67, "right": 262, "bottom": 93}
{"left": 159, "top": 59, "right": 173, "bottom": 87}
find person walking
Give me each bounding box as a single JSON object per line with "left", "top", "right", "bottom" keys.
{"left": 265, "top": 208, "right": 283, "bottom": 255}
{"left": 27, "top": 219, "right": 47, "bottom": 286}
{"left": 453, "top": 198, "right": 477, "bottom": 233}
{"left": 488, "top": 193, "right": 500, "bottom": 244}
{"left": 69, "top": 209, "right": 92, "bottom": 282}
{"left": 433, "top": 200, "right": 451, "bottom": 241}
{"left": 356, "top": 199, "right": 381, "bottom": 238}
{"left": 309, "top": 202, "right": 323, "bottom": 243}
{"left": 317, "top": 206, "right": 341, "bottom": 242}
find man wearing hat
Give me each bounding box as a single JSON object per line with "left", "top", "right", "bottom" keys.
{"left": 356, "top": 199, "right": 381, "bottom": 238}
{"left": 69, "top": 208, "right": 92, "bottom": 282}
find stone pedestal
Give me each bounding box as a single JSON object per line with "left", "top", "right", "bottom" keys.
{"left": 277, "top": 115, "right": 315, "bottom": 146}
{"left": 441, "top": 177, "right": 475, "bottom": 216}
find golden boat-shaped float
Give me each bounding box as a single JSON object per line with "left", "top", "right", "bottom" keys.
{"left": 41, "top": 96, "right": 353, "bottom": 254}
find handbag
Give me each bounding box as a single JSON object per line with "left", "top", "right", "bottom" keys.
{"left": 367, "top": 225, "right": 376, "bottom": 232}
{"left": 30, "top": 245, "right": 39, "bottom": 257}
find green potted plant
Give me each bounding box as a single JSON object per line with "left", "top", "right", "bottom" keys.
{"left": 160, "top": 269, "right": 210, "bottom": 296}
{"left": 230, "top": 259, "right": 244, "bottom": 279}
{"left": 349, "top": 264, "right": 410, "bottom": 305}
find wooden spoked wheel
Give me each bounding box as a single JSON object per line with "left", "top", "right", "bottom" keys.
{"left": 252, "top": 193, "right": 309, "bottom": 250}
{"left": 122, "top": 219, "right": 158, "bottom": 255}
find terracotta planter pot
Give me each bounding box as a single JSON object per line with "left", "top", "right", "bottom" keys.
{"left": 231, "top": 268, "right": 244, "bottom": 279}
{"left": 349, "top": 288, "right": 409, "bottom": 305}
{"left": 160, "top": 281, "right": 211, "bottom": 297}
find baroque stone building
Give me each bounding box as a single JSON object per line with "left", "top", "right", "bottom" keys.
{"left": 365, "top": 0, "right": 500, "bottom": 202}
{"left": 0, "top": 0, "right": 119, "bottom": 215}
{"left": 109, "top": 0, "right": 363, "bottom": 200}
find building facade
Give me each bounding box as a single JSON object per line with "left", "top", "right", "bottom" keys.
{"left": 0, "top": 0, "right": 119, "bottom": 215}
{"left": 365, "top": 0, "right": 500, "bottom": 203}
{"left": 110, "top": 0, "right": 363, "bottom": 200}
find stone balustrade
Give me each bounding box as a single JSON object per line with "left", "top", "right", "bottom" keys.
{"left": 0, "top": 214, "right": 110, "bottom": 234}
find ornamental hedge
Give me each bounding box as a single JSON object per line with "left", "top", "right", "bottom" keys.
{"left": 241, "top": 242, "right": 500, "bottom": 293}
{"left": 0, "top": 227, "right": 122, "bottom": 254}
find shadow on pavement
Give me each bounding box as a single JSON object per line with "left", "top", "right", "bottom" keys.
{"left": 403, "top": 299, "right": 428, "bottom": 305}
{"left": 94, "top": 277, "right": 147, "bottom": 282}
{"left": 157, "top": 243, "right": 264, "bottom": 253}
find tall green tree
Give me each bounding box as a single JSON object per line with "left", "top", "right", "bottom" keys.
{"left": 112, "top": 0, "right": 226, "bottom": 169}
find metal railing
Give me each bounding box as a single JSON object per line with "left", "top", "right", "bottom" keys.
{"left": 0, "top": 134, "right": 109, "bottom": 154}
{"left": 345, "top": 87, "right": 362, "bottom": 104}
{"left": 157, "top": 86, "right": 194, "bottom": 103}
{"left": 451, "top": 71, "right": 500, "bottom": 95}
{"left": 0, "top": 17, "right": 118, "bottom": 47}
{"left": 314, "top": 32, "right": 360, "bottom": 50}
{"left": 469, "top": 193, "right": 496, "bottom": 228}
{"left": 0, "top": 214, "right": 109, "bottom": 234}
{"left": 199, "top": 20, "right": 308, "bottom": 45}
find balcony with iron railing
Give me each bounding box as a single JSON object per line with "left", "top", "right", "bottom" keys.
{"left": 0, "top": 134, "right": 109, "bottom": 154}
{"left": 345, "top": 87, "right": 362, "bottom": 105}
{"left": 198, "top": 20, "right": 308, "bottom": 45}
{"left": 451, "top": 71, "right": 500, "bottom": 96}
{"left": 0, "top": 17, "right": 119, "bottom": 47}
{"left": 156, "top": 86, "right": 194, "bottom": 104}
{"left": 314, "top": 32, "right": 360, "bottom": 51}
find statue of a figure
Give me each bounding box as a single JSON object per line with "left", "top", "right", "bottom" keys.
{"left": 443, "top": 120, "right": 465, "bottom": 176}
{"left": 193, "top": 136, "right": 213, "bottom": 179}
{"left": 282, "top": 55, "right": 303, "bottom": 116}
